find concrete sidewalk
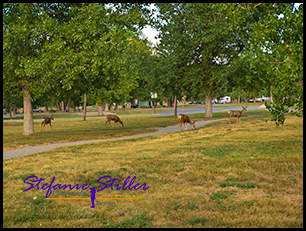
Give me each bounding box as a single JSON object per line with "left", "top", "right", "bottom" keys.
{"left": 3, "top": 118, "right": 227, "bottom": 160}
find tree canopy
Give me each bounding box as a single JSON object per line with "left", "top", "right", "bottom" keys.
{"left": 3, "top": 3, "right": 303, "bottom": 135}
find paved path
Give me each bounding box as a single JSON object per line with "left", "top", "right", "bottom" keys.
{"left": 3, "top": 118, "right": 228, "bottom": 160}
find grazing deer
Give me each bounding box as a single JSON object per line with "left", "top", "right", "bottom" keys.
{"left": 228, "top": 106, "right": 247, "bottom": 124}
{"left": 178, "top": 114, "right": 195, "bottom": 131}
{"left": 105, "top": 115, "right": 124, "bottom": 128}
{"left": 41, "top": 114, "right": 54, "bottom": 131}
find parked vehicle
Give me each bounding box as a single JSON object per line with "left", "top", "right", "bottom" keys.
{"left": 138, "top": 101, "right": 153, "bottom": 108}
{"left": 3, "top": 109, "right": 7, "bottom": 115}
{"left": 122, "top": 103, "right": 138, "bottom": 108}
{"left": 188, "top": 101, "right": 202, "bottom": 104}
{"left": 248, "top": 98, "right": 255, "bottom": 103}
{"left": 33, "top": 108, "right": 43, "bottom": 112}
{"left": 256, "top": 96, "right": 271, "bottom": 102}
{"left": 219, "top": 96, "right": 231, "bottom": 104}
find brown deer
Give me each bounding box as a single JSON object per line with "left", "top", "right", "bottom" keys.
{"left": 228, "top": 106, "right": 247, "bottom": 124}
{"left": 105, "top": 115, "right": 124, "bottom": 128}
{"left": 41, "top": 114, "right": 54, "bottom": 131}
{"left": 178, "top": 114, "right": 195, "bottom": 131}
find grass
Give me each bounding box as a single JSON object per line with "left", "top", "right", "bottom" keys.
{"left": 3, "top": 106, "right": 268, "bottom": 151}
{"left": 3, "top": 113, "right": 303, "bottom": 228}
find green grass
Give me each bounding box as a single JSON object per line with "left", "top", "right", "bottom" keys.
{"left": 3, "top": 107, "right": 269, "bottom": 151}
{"left": 3, "top": 113, "right": 303, "bottom": 228}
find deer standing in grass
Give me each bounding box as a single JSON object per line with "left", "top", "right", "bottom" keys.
{"left": 105, "top": 115, "right": 124, "bottom": 128}
{"left": 228, "top": 106, "right": 247, "bottom": 124}
{"left": 178, "top": 114, "right": 195, "bottom": 131}
{"left": 41, "top": 114, "right": 54, "bottom": 131}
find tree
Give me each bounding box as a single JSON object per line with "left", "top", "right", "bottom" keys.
{"left": 154, "top": 3, "right": 243, "bottom": 117}
{"left": 22, "top": 3, "right": 152, "bottom": 121}
{"left": 3, "top": 3, "right": 59, "bottom": 135}
{"left": 223, "top": 3, "right": 303, "bottom": 125}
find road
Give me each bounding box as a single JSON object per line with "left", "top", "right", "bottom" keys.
{"left": 160, "top": 105, "right": 259, "bottom": 116}
{"left": 3, "top": 105, "right": 261, "bottom": 119}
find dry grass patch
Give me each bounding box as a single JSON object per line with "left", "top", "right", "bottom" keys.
{"left": 3, "top": 114, "right": 303, "bottom": 227}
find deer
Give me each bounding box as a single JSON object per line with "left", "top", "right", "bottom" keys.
{"left": 178, "top": 114, "right": 196, "bottom": 131}
{"left": 228, "top": 106, "right": 247, "bottom": 124}
{"left": 105, "top": 115, "right": 124, "bottom": 128}
{"left": 41, "top": 114, "right": 54, "bottom": 131}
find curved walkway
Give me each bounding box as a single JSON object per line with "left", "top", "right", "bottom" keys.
{"left": 3, "top": 118, "right": 228, "bottom": 160}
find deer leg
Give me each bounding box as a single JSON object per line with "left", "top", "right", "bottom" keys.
{"left": 237, "top": 116, "right": 239, "bottom": 124}
{"left": 105, "top": 120, "right": 109, "bottom": 128}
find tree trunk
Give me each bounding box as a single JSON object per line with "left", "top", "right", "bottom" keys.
{"left": 22, "top": 87, "right": 34, "bottom": 135}
{"left": 62, "top": 101, "right": 66, "bottom": 113}
{"left": 104, "top": 103, "right": 109, "bottom": 111}
{"left": 114, "top": 103, "right": 118, "bottom": 110}
{"left": 82, "top": 91, "right": 87, "bottom": 121}
{"left": 167, "top": 97, "right": 173, "bottom": 107}
{"left": 173, "top": 95, "right": 177, "bottom": 117}
{"left": 45, "top": 102, "right": 49, "bottom": 112}
{"left": 66, "top": 98, "right": 72, "bottom": 112}
{"left": 238, "top": 92, "right": 241, "bottom": 104}
{"left": 98, "top": 102, "right": 104, "bottom": 116}
{"left": 126, "top": 102, "right": 131, "bottom": 109}
{"left": 270, "top": 89, "right": 273, "bottom": 103}
{"left": 57, "top": 103, "right": 62, "bottom": 112}
{"left": 204, "top": 90, "right": 213, "bottom": 117}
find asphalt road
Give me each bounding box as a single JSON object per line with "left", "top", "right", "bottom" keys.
{"left": 160, "top": 105, "right": 259, "bottom": 116}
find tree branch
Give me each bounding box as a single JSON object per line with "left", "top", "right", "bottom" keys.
{"left": 106, "top": 9, "right": 118, "bottom": 17}
{"left": 252, "top": 3, "right": 263, "bottom": 9}
{"left": 48, "top": 11, "right": 62, "bottom": 15}
{"left": 172, "top": 3, "right": 187, "bottom": 19}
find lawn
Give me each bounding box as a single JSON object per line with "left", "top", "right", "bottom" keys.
{"left": 3, "top": 109, "right": 269, "bottom": 151}
{"left": 3, "top": 114, "right": 303, "bottom": 228}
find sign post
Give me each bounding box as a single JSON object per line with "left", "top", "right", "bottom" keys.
{"left": 151, "top": 93, "right": 157, "bottom": 114}
{"left": 183, "top": 95, "right": 187, "bottom": 108}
